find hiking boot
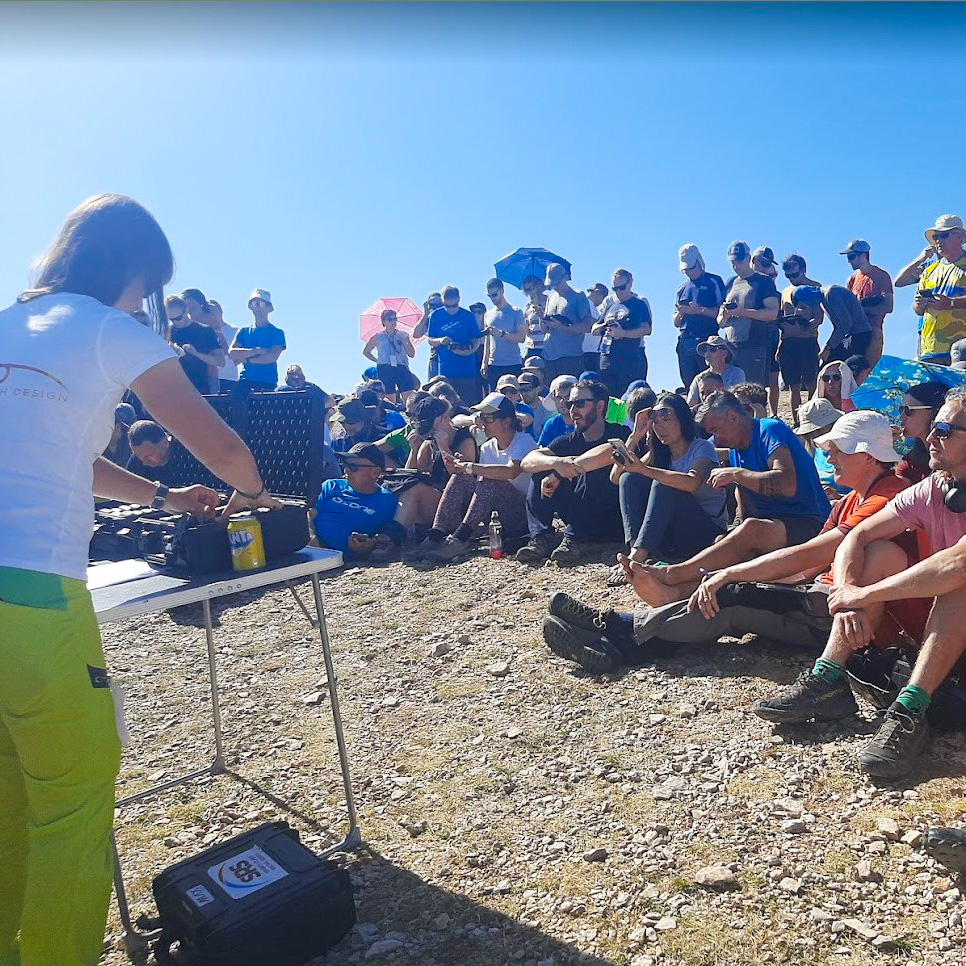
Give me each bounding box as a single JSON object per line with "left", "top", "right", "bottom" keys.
{"left": 542, "top": 616, "right": 621, "bottom": 675}
{"left": 550, "top": 535, "right": 582, "bottom": 565}
{"left": 859, "top": 702, "right": 930, "bottom": 779}
{"left": 423, "top": 535, "right": 471, "bottom": 563}
{"left": 753, "top": 670, "right": 859, "bottom": 724}
{"left": 515, "top": 531, "right": 557, "bottom": 563}
{"left": 924, "top": 827, "right": 966, "bottom": 875}
{"left": 548, "top": 591, "right": 634, "bottom": 644}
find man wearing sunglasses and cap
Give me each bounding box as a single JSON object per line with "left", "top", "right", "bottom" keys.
{"left": 789, "top": 283, "right": 871, "bottom": 367}
{"left": 229, "top": 288, "right": 287, "bottom": 391}
{"left": 540, "top": 263, "right": 595, "bottom": 383}
{"left": 841, "top": 239, "right": 893, "bottom": 369}
{"left": 913, "top": 215, "right": 966, "bottom": 366}
{"left": 674, "top": 244, "right": 726, "bottom": 389}
{"left": 752, "top": 387, "right": 966, "bottom": 780}
{"left": 591, "top": 268, "right": 652, "bottom": 397}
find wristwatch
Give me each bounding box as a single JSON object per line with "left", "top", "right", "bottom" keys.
{"left": 151, "top": 483, "right": 169, "bottom": 511}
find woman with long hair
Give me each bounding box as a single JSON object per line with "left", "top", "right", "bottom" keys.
{"left": 0, "top": 194, "right": 275, "bottom": 965}
{"left": 608, "top": 391, "right": 727, "bottom": 583}
{"left": 897, "top": 381, "right": 948, "bottom": 484}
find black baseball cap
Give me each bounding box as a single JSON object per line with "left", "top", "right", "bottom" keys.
{"left": 337, "top": 443, "right": 385, "bottom": 469}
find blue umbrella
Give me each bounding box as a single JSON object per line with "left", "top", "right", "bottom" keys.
{"left": 494, "top": 248, "right": 572, "bottom": 290}
{"left": 852, "top": 354, "right": 966, "bottom": 421}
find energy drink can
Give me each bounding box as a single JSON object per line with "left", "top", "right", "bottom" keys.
{"left": 227, "top": 516, "right": 266, "bottom": 571}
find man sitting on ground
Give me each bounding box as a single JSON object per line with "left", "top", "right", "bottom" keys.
{"left": 619, "top": 391, "right": 830, "bottom": 607}
{"left": 311, "top": 443, "right": 401, "bottom": 561}
{"left": 517, "top": 379, "right": 628, "bottom": 565}
{"left": 754, "top": 387, "right": 966, "bottom": 778}
{"left": 685, "top": 335, "right": 745, "bottom": 407}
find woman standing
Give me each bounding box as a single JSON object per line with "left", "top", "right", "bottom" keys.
{"left": 0, "top": 194, "right": 275, "bottom": 966}
{"left": 362, "top": 309, "right": 417, "bottom": 404}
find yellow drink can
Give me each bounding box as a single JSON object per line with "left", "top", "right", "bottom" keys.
{"left": 227, "top": 516, "right": 266, "bottom": 571}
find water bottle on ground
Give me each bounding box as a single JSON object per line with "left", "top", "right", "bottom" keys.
{"left": 488, "top": 510, "right": 503, "bottom": 560}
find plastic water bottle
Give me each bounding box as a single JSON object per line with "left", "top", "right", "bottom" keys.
{"left": 488, "top": 510, "right": 504, "bottom": 559}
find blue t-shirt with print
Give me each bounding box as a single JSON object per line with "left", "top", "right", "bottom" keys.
{"left": 313, "top": 479, "right": 398, "bottom": 552}
{"left": 726, "top": 418, "right": 830, "bottom": 521}
{"left": 234, "top": 323, "right": 286, "bottom": 385}
{"left": 676, "top": 272, "right": 726, "bottom": 339}
{"left": 427, "top": 306, "right": 480, "bottom": 378}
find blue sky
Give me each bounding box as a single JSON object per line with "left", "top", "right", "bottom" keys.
{"left": 0, "top": 2, "right": 960, "bottom": 393}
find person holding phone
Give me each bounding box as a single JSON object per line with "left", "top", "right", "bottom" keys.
{"left": 914, "top": 214, "right": 966, "bottom": 365}
{"left": 0, "top": 194, "right": 276, "bottom": 966}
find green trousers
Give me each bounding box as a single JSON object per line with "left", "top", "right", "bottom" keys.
{"left": 0, "top": 573, "right": 121, "bottom": 966}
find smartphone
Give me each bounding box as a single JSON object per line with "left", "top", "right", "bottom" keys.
{"left": 608, "top": 438, "right": 630, "bottom": 465}
{"left": 920, "top": 291, "right": 940, "bottom": 302}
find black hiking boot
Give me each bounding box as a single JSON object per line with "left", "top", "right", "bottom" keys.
{"left": 754, "top": 669, "right": 859, "bottom": 724}
{"left": 548, "top": 592, "right": 634, "bottom": 644}
{"left": 515, "top": 531, "right": 558, "bottom": 563}
{"left": 859, "top": 702, "right": 930, "bottom": 779}
{"left": 542, "top": 616, "right": 622, "bottom": 675}
{"left": 924, "top": 827, "right": 966, "bottom": 875}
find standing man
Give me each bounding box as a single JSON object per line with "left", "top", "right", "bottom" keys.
{"left": 522, "top": 276, "right": 548, "bottom": 358}
{"left": 541, "top": 263, "right": 594, "bottom": 382}
{"left": 780, "top": 254, "right": 823, "bottom": 421}
{"left": 412, "top": 291, "right": 444, "bottom": 378}
{"left": 592, "top": 268, "right": 652, "bottom": 396}
{"left": 583, "top": 282, "right": 609, "bottom": 373}
{"left": 229, "top": 288, "right": 287, "bottom": 392}
{"left": 674, "top": 244, "right": 726, "bottom": 389}
{"left": 841, "top": 239, "right": 894, "bottom": 369}
{"left": 426, "top": 285, "right": 482, "bottom": 405}
{"left": 789, "top": 284, "right": 871, "bottom": 365}
{"left": 718, "top": 241, "right": 780, "bottom": 387}
{"left": 206, "top": 298, "right": 239, "bottom": 393}
{"left": 482, "top": 278, "right": 525, "bottom": 392}
{"left": 166, "top": 292, "right": 224, "bottom": 394}
{"left": 914, "top": 215, "right": 966, "bottom": 366}
{"left": 469, "top": 301, "right": 488, "bottom": 400}
{"left": 751, "top": 247, "right": 783, "bottom": 418}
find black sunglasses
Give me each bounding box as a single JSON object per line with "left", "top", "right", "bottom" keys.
{"left": 899, "top": 405, "right": 932, "bottom": 417}
{"left": 343, "top": 462, "right": 377, "bottom": 471}
{"left": 929, "top": 421, "right": 966, "bottom": 440}
{"left": 822, "top": 373, "right": 842, "bottom": 383}
{"left": 846, "top": 252, "right": 862, "bottom": 260}
{"left": 168, "top": 313, "right": 185, "bottom": 323}
{"left": 613, "top": 282, "right": 630, "bottom": 292}
{"left": 784, "top": 269, "right": 801, "bottom": 279}
{"left": 933, "top": 231, "right": 957, "bottom": 241}
{"left": 568, "top": 398, "right": 595, "bottom": 410}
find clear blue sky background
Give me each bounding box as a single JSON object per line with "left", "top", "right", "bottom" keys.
{"left": 0, "top": 2, "right": 959, "bottom": 393}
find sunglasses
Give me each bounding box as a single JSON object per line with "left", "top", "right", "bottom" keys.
{"left": 342, "top": 462, "right": 377, "bottom": 472}
{"left": 168, "top": 313, "right": 185, "bottom": 323}
{"left": 846, "top": 252, "right": 862, "bottom": 260}
{"left": 821, "top": 373, "right": 842, "bottom": 383}
{"left": 480, "top": 412, "right": 503, "bottom": 423}
{"left": 899, "top": 405, "right": 933, "bottom": 417}
{"left": 929, "top": 421, "right": 966, "bottom": 440}
{"left": 613, "top": 282, "right": 630, "bottom": 292}
{"left": 501, "top": 388, "right": 521, "bottom": 396}
{"left": 652, "top": 408, "right": 675, "bottom": 422}
{"left": 784, "top": 270, "right": 801, "bottom": 279}
{"left": 568, "top": 398, "right": 595, "bottom": 410}
{"left": 933, "top": 231, "right": 957, "bottom": 241}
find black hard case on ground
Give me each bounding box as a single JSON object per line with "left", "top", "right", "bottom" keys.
{"left": 153, "top": 821, "right": 356, "bottom": 966}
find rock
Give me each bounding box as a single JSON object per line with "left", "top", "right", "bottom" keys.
{"left": 402, "top": 820, "right": 427, "bottom": 838}
{"left": 458, "top": 634, "right": 473, "bottom": 645}
{"left": 301, "top": 691, "right": 324, "bottom": 706}
{"left": 380, "top": 696, "right": 400, "bottom": 708}
{"left": 428, "top": 641, "right": 452, "bottom": 658}
{"left": 781, "top": 819, "right": 807, "bottom": 834}
{"left": 694, "top": 865, "right": 740, "bottom": 891}
{"left": 488, "top": 661, "right": 510, "bottom": 678}
{"left": 866, "top": 840, "right": 888, "bottom": 855}
{"left": 871, "top": 935, "right": 899, "bottom": 951}
{"left": 855, "top": 860, "right": 881, "bottom": 883}
{"left": 876, "top": 817, "right": 900, "bottom": 841}
{"left": 583, "top": 847, "right": 608, "bottom": 863}
{"left": 779, "top": 877, "right": 801, "bottom": 895}
{"left": 810, "top": 908, "right": 833, "bottom": 922}
{"left": 901, "top": 830, "right": 923, "bottom": 847}
{"left": 356, "top": 923, "right": 380, "bottom": 943}
{"left": 433, "top": 913, "right": 450, "bottom": 930}
{"left": 365, "top": 938, "right": 404, "bottom": 959}
{"left": 655, "top": 917, "right": 677, "bottom": 931}
{"left": 841, "top": 919, "right": 879, "bottom": 942}
{"left": 677, "top": 703, "right": 698, "bottom": 719}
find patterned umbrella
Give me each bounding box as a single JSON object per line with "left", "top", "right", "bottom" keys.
{"left": 852, "top": 354, "right": 966, "bottom": 421}
{"left": 359, "top": 297, "right": 424, "bottom": 343}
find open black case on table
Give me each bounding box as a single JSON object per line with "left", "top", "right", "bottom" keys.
{"left": 91, "top": 390, "right": 324, "bottom": 573}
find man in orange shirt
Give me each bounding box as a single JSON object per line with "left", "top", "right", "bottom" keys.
{"left": 841, "top": 239, "right": 894, "bottom": 368}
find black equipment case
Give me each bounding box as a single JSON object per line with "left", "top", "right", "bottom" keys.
{"left": 152, "top": 821, "right": 356, "bottom": 966}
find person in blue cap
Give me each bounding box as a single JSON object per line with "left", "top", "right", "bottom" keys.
{"left": 790, "top": 284, "right": 872, "bottom": 366}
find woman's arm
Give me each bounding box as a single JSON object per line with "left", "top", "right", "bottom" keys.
{"left": 630, "top": 454, "right": 714, "bottom": 495}
{"left": 362, "top": 335, "right": 378, "bottom": 363}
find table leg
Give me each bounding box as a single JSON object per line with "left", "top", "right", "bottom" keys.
{"left": 203, "top": 598, "right": 225, "bottom": 772}
{"left": 310, "top": 573, "right": 362, "bottom": 854}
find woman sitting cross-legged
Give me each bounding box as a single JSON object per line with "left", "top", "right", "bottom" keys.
{"left": 608, "top": 390, "right": 727, "bottom": 585}
{"left": 410, "top": 392, "right": 538, "bottom": 563}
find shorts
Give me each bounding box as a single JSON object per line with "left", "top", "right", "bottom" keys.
{"left": 774, "top": 514, "right": 825, "bottom": 547}
{"left": 376, "top": 364, "right": 418, "bottom": 393}
{"left": 778, "top": 338, "right": 819, "bottom": 388}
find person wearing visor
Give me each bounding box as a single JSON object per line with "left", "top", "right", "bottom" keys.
{"left": 410, "top": 392, "right": 538, "bottom": 563}
{"left": 756, "top": 390, "right": 966, "bottom": 779}
{"left": 229, "top": 287, "right": 287, "bottom": 391}
{"left": 913, "top": 215, "right": 966, "bottom": 366}
{"left": 0, "top": 194, "right": 276, "bottom": 966}
{"left": 674, "top": 244, "right": 726, "bottom": 389}
{"left": 789, "top": 283, "right": 871, "bottom": 367}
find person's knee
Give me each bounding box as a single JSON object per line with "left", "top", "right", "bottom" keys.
{"left": 860, "top": 539, "right": 909, "bottom": 583}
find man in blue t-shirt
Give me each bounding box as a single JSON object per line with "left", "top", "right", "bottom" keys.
{"left": 426, "top": 285, "right": 482, "bottom": 405}
{"left": 229, "top": 287, "right": 287, "bottom": 391}
{"left": 674, "top": 244, "right": 726, "bottom": 388}
{"left": 312, "top": 443, "right": 400, "bottom": 560}
{"left": 618, "top": 391, "right": 830, "bottom": 607}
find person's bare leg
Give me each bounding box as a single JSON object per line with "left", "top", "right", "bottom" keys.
{"left": 655, "top": 519, "right": 787, "bottom": 587}
{"left": 769, "top": 371, "right": 780, "bottom": 419}
{"left": 394, "top": 483, "right": 440, "bottom": 528}
{"left": 867, "top": 327, "right": 884, "bottom": 370}
{"left": 619, "top": 554, "right": 701, "bottom": 606}
{"left": 905, "top": 592, "right": 966, "bottom": 694}
{"left": 789, "top": 386, "right": 802, "bottom": 426}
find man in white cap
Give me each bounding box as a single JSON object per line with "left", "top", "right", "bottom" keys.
{"left": 674, "top": 244, "right": 726, "bottom": 388}
{"left": 841, "top": 239, "right": 893, "bottom": 368}
{"left": 229, "top": 288, "right": 287, "bottom": 391}
{"left": 913, "top": 215, "right": 966, "bottom": 365}
{"left": 540, "top": 263, "right": 594, "bottom": 383}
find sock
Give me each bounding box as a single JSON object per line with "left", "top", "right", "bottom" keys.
{"left": 812, "top": 657, "right": 843, "bottom": 683}
{"left": 452, "top": 523, "right": 473, "bottom": 543}
{"left": 896, "top": 684, "right": 931, "bottom": 714}
{"left": 427, "top": 528, "right": 445, "bottom": 544}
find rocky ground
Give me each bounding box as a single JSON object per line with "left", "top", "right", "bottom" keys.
{"left": 98, "top": 545, "right": 966, "bottom": 966}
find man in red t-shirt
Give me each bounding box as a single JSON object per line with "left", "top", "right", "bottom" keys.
{"left": 842, "top": 239, "right": 894, "bottom": 368}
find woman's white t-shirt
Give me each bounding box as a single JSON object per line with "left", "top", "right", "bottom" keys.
{"left": 0, "top": 293, "right": 175, "bottom": 580}
{"left": 479, "top": 430, "right": 538, "bottom": 495}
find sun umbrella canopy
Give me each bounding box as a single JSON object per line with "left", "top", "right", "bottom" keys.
{"left": 494, "top": 248, "right": 572, "bottom": 291}
{"left": 360, "top": 297, "right": 424, "bottom": 343}
{"left": 852, "top": 354, "right": 966, "bottom": 420}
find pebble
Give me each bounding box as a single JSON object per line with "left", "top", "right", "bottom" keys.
{"left": 779, "top": 877, "right": 801, "bottom": 895}
{"left": 365, "top": 938, "right": 404, "bottom": 959}
{"left": 841, "top": 919, "right": 879, "bottom": 942}
{"left": 488, "top": 661, "right": 510, "bottom": 678}
{"left": 654, "top": 917, "right": 677, "bottom": 932}
{"left": 583, "top": 847, "right": 608, "bottom": 863}
{"left": 694, "top": 865, "right": 740, "bottom": 891}
{"left": 781, "top": 819, "right": 807, "bottom": 834}
{"left": 428, "top": 641, "right": 452, "bottom": 658}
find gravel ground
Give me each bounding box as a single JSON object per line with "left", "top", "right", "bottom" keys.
{"left": 97, "top": 544, "right": 966, "bottom": 966}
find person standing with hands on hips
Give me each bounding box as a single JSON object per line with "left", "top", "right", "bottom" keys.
{"left": 0, "top": 194, "right": 278, "bottom": 966}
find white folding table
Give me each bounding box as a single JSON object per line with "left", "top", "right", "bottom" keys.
{"left": 90, "top": 548, "right": 361, "bottom": 957}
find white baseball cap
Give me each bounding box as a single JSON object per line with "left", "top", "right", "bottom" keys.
{"left": 679, "top": 244, "right": 704, "bottom": 272}
{"left": 248, "top": 287, "right": 273, "bottom": 308}
{"left": 815, "top": 410, "right": 898, "bottom": 463}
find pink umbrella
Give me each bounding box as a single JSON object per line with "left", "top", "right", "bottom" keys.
{"left": 360, "top": 297, "right": 424, "bottom": 343}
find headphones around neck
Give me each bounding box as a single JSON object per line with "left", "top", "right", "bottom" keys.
{"left": 944, "top": 479, "right": 966, "bottom": 513}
